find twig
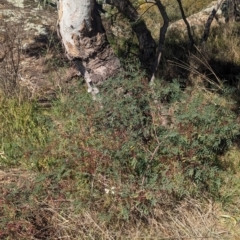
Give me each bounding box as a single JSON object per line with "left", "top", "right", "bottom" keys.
{"left": 201, "top": 0, "right": 224, "bottom": 44}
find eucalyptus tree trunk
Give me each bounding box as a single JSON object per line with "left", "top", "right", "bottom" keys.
{"left": 57, "top": 0, "right": 120, "bottom": 95}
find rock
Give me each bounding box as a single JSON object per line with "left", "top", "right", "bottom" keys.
{"left": 168, "top": 1, "right": 226, "bottom": 36}
{"left": 168, "top": 0, "right": 240, "bottom": 37}
{"left": 0, "top": 0, "right": 80, "bottom": 100}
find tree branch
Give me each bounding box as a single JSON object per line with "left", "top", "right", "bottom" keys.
{"left": 150, "top": 0, "right": 169, "bottom": 83}
{"left": 176, "top": 0, "right": 195, "bottom": 49}
{"left": 105, "top": 0, "right": 156, "bottom": 66}
{"left": 201, "top": 0, "right": 224, "bottom": 44}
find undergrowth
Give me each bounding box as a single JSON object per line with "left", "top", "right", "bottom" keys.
{"left": 0, "top": 60, "right": 239, "bottom": 239}
{"left": 1, "top": 1, "right": 240, "bottom": 238}
{"left": 0, "top": 99, "right": 49, "bottom": 167}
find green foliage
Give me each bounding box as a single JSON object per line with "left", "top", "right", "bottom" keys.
{"left": 1, "top": 63, "right": 239, "bottom": 197}
{"left": 0, "top": 98, "right": 50, "bottom": 167}
{"left": 1, "top": 64, "right": 240, "bottom": 238}
{"left": 94, "top": 72, "right": 239, "bottom": 198}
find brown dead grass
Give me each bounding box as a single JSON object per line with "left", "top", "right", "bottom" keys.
{"left": 0, "top": 168, "right": 239, "bottom": 240}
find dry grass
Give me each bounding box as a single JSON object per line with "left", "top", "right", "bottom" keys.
{"left": 0, "top": 168, "right": 239, "bottom": 239}
{"left": 0, "top": 22, "right": 23, "bottom": 97}
{"left": 209, "top": 22, "right": 240, "bottom": 65}
{"left": 53, "top": 199, "right": 234, "bottom": 239}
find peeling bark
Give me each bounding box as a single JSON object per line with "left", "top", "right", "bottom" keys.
{"left": 57, "top": 0, "right": 120, "bottom": 95}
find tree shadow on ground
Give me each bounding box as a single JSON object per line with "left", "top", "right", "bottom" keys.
{"left": 23, "top": 26, "right": 67, "bottom": 63}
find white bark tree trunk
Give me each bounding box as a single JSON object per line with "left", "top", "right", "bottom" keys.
{"left": 57, "top": 0, "right": 120, "bottom": 95}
